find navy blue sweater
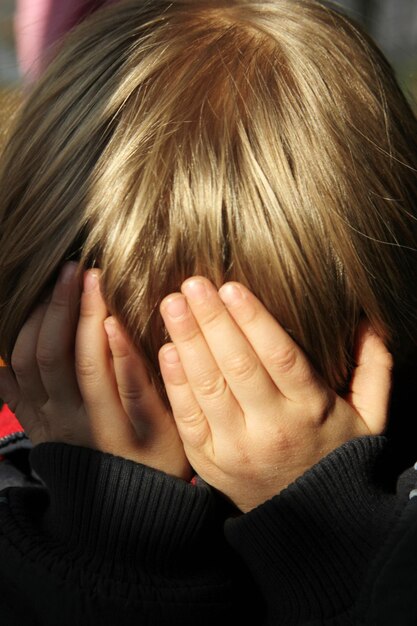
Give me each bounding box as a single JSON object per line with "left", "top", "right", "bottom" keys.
{"left": 0, "top": 436, "right": 416, "bottom": 625}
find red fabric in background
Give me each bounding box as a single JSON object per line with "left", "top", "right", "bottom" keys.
{"left": 0, "top": 404, "right": 24, "bottom": 439}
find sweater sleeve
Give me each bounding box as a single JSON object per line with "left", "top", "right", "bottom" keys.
{"left": 224, "top": 435, "right": 414, "bottom": 625}
{"left": 0, "top": 443, "right": 260, "bottom": 626}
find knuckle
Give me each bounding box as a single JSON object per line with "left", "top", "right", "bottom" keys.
{"left": 179, "top": 409, "right": 207, "bottom": 447}
{"left": 180, "top": 326, "right": 202, "bottom": 346}
{"left": 34, "top": 406, "right": 53, "bottom": 440}
{"left": 270, "top": 431, "right": 292, "bottom": 457}
{"left": 36, "top": 346, "right": 58, "bottom": 373}
{"left": 79, "top": 302, "right": 96, "bottom": 319}
{"left": 305, "top": 390, "right": 332, "bottom": 426}
{"left": 118, "top": 383, "right": 148, "bottom": 405}
{"left": 184, "top": 305, "right": 225, "bottom": 336}
{"left": 237, "top": 302, "right": 258, "bottom": 326}
{"left": 232, "top": 435, "right": 251, "bottom": 465}
{"left": 223, "top": 351, "right": 257, "bottom": 383}
{"left": 76, "top": 354, "right": 99, "bottom": 381}
{"left": 256, "top": 423, "right": 292, "bottom": 456}
{"left": 180, "top": 405, "right": 205, "bottom": 426}
{"left": 79, "top": 293, "right": 102, "bottom": 320}
{"left": 267, "top": 344, "right": 298, "bottom": 375}
{"left": 49, "top": 290, "right": 68, "bottom": 312}
{"left": 194, "top": 372, "right": 227, "bottom": 400}
{"left": 111, "top": 341, "right": 130, "bottom": 360}
{"left": 199, "top": 307, "right": 224, "bottom": 329}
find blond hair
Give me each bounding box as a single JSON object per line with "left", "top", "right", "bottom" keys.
{"left": 0, "top": 0, "right": 416, "bottom": 393}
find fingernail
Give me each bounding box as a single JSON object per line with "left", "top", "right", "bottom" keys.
{"left": 104, "top": 318, "right": 116, "bottom": 339}
{"left": 163, "top": 295, "right": 188, "bottom": 319}
{"left": 84, "top": 271, "right": 99, "bottom": 293}
{"left": 162, "top": 345, "right": 180, "bottom": 364}
{"left": 218, "top": 283, "right": 243, "bottom": 306}
{"left": 182, "top": 278, "right": 208, "bottom": 302}
{"left": 59, "top": 262, "right": 78, "bottom": 285}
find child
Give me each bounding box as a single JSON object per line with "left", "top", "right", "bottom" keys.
{"left": 0, "top": 263, "right": 394, "bottom": 625}
{"left": 0, "top": 0, "right": 416, "bottom": 623}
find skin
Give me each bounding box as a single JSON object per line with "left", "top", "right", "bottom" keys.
{"left": 0, "top": 262, "right": 191, "bottom": 479}
{"left": 0, "top": 265, "right": 392, "bottom": 512}
{"left": 158, "top": 277, "right": 392, "bottom": 511}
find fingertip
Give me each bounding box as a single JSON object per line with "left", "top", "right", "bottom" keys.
{"left": 104, "top": 316, "right": 117, "bottom": 340}
{"left": 48, "top": 262, "right": 79, "bottom": 309}
{"left": 160, "top": 293, "right": 189, "bottom": 320}
{"left": 218, "top": 282, "right": 246, "bottom": 307}
{"left": 355, "top": 320, "right": 392, "bottom": 369}
{"left": 181, "top": 276, "right": 219, "bottom": 305}
{"left": 181, "top": 275, "right": 208, "bottom": 290}
{"left": 159, "top": 343, "right": 187, "bottom": 387}
{"left": 54, "top": 262, "right": 79, "bottom": 302}
{"left": 160, "top": 290, "right": 182, "bottom": 310}
{"left": 349, "top": 321, "right": 393, "bottom": 435}
{"left": 218, "top": 282, "right": 259, "bottom": 326}
{"left": 83, "top": 269, "right": 101, "bottom": 294}
{"left": 104, "top": 316, "right": 133, "bottom": 361}
{"left": 58, "top": 261, "right": 79, "bottom": 285}
{"left": 79, "top": 269, "right": 107, "bottom": 319}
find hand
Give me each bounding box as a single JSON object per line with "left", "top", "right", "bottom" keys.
{"left": 158, "top": 277, "right": 393, "bottom": 512}
{"left": 0, "top": 263, "right": 191, "bottom": 480}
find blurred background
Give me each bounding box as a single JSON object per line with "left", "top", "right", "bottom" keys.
{"left": 1, "top": 0, "right": 417, "bottom": 134}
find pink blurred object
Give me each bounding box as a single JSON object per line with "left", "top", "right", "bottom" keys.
{"left": 15, "top": 0, "right": 116, "bottom": 82}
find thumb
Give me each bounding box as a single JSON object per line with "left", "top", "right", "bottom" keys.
{"left": 346, "top": 320, "right": 393, "bottom": 434}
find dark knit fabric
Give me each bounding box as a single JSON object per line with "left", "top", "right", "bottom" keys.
{"left": 225, "top": 436, "right": 412, "bottom": 624}
{"left": 0, "top": 444, "right": 261, "bottom": 625}
{"left": 0, "top": 436, "right": 416, "bottom": 625}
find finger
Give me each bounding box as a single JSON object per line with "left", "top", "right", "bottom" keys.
{"left": 76, "top": 270, "right": 134, "bottom": 438}
{"left": 218, "top": 282, "right": 322, "bottom": 404}
{"left": 159, "top": 342, "right": 211, "bottom": 450}
{"left": 347, "top": 320, "right": 393, "bottom": 434}
{"left": 181, "top": 277, "right": 284, "bottom": 412}
{"left": 104, "top": 316, "right": 173, "bottom": 439}
{"left": 0, "top": 366, "right": 20, "bottom": 414}
{"left": 76, "top": 270, "right": 117, "bottom": 411}
{"left": 36, "top": 262, "right": 82, "bottom": 404}
{"left": 160, "top": 292, "right": 243, "bottom": 437}
{"left": 11, "top": 300, "right": 49, "bottom": 407}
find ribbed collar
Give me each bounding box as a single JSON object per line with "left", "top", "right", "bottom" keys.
{"left": 28, "top": 443, "right": 230, "bottom": 582}
{"left": 225, "top": 436, "right": 403, "bottom": 624}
